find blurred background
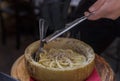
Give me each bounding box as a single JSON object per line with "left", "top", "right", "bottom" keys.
{"left": 0, "top": 0, "right": 120, "bottom": 80}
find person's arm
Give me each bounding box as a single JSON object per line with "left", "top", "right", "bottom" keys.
{"left": 84, "top": 0, "right": 120, "bottom": 20}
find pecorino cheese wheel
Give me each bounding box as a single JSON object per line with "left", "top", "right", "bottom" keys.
{"left": 24, "top": 38, "right": 95, "bottom": 81}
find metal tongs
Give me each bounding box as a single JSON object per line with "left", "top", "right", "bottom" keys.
{"left": 42, "top": 13, "right": 93, "bottom": 43}
{"left": 35, "top": 13, "right": 93, "bottom": 61}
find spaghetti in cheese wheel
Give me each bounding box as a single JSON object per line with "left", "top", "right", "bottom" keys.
{"left": 24, "top": 38, "right": 95, "bottom": 81}
{"left": 38, "top": 48, "right": 86, "bottom": 69}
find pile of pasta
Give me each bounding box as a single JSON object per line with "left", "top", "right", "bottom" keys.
{"left": 38, "top": 48, "right": 86, "bottom": 69}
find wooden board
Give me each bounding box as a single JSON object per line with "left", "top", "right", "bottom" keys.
{"left": 11, "top": 54, "right": 116, "bottom": 81}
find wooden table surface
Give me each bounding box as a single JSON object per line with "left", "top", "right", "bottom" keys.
{"left": 11, "top": 54, "right": 116, "bottom": 81}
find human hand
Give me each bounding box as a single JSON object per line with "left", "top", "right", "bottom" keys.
{"left": 84, "top": 0, "right": 120, "bottom": 20}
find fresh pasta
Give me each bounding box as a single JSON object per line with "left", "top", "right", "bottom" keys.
{"left": 38, "top": 48, "right": 86, "bottom": 69}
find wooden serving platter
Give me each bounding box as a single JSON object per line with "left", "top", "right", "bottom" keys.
{"left": 11, "top": 54, "right": 116, "bottom": 81}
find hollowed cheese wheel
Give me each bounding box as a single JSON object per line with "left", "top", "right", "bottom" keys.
{"left": 24, "top": 38, "right": 95, "bottom": 81}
